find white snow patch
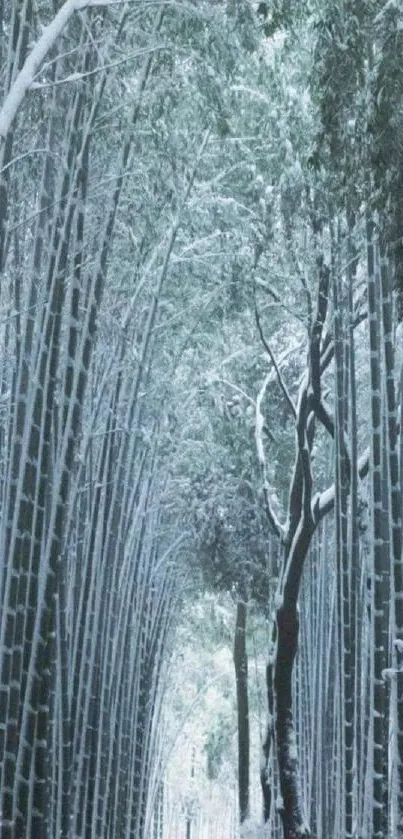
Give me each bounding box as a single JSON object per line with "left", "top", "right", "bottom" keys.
{"left": 274, "top": 590, "right": 283, "bottom": 610}
{"left": 240, "top": 818, "right": 263, "bottom": 838}
{"left": 382, "top": 668, "right": 396, "bottom": 681}
{"left": 245, "top": 822, "right": 271, "bottom": 839}
{"left": 288, "top": 740, "right": 298, "bottom": 760}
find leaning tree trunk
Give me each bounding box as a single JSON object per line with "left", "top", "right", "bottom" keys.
{"left": 255, "top": 235, "right": 370, "bottom": 837}
{"left": 274, "top": 513, "right": 313, "bottom": 839}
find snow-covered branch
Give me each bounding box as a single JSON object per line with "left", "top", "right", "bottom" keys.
{"left": 255, "top": 277, "right": 305, "bottom": 324}
{"left": 312, "top": 446, "right": 370, "bottom": 523}
{"left": 310, "top": 258, "right": 329, "bottom": 397}
{"left": 30, "top": 44, "right": 168, "bottom": 90}
{"left": 255, "top": 373, "right": 285, "bottom": 541}
{"left": 255, "top": 301, "right": 296, "bottom": 420}
{"left": 0, "top": 0, "right": 120, "bottom": 141}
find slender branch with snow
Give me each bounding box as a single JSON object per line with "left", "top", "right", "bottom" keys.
{"left": 254, "top": 300, "right": 296, "bottom": 420}
{"left": 255, "top": 373, "right": 285, "bottom": 541}
{"left": 0, "top": 0, "right": 120, "bottom": 142}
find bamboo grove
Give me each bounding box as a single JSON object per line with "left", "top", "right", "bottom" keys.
{"left": 1, "top": 2, "right": 403, "bottom": 839}
{"left": 0, "top": 3, "right": 191, "bottom": 836}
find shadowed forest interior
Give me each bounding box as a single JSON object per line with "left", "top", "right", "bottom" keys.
{"left": 1, "top": 2, "right": 403, "bottom": 838}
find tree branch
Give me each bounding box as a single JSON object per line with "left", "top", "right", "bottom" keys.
{"left": 255, "top": 277, "right": 306, "bottom": 325}
{"left": 255, "top": 299, "right": 297, "bottom": 420}
{"left": 0, "top": 0, "right": 115, "bottom": 142}
{"left": 295, "top": 384, "right": 314, "bottom": 530}
{"left": 307, "top": 256, "right": 337, "bottom": 439}
{"left": 310, "top": 395, "right": 334, "bottom": 437}
{"left": 310, "top": 256, "right": 330, "bottom": 400}
{"left": 312, "top": 446, "right": 370, "bottom": 524}
{"left": 255, "top": 373, "right": 285, "bottom": 541}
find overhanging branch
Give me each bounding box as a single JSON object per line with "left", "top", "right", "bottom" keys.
{"left": 0, "top": 0, "right": 123, "bottom": 143}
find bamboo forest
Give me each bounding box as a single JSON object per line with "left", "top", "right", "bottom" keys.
{"left": 2, "top": 1, "right": 403, "bottom": 838}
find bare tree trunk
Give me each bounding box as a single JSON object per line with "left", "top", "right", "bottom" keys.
{"left": 379, "top": 245, "right": 403, "bottom": 834}
{"left": 234, "top": 598, "right": 250, "bottom": 824}
{"left": 261, "top": 626, "right": 274, "bottom": 823}
{"left": 366, "top": 217, "right": 390, "bottom": 838}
